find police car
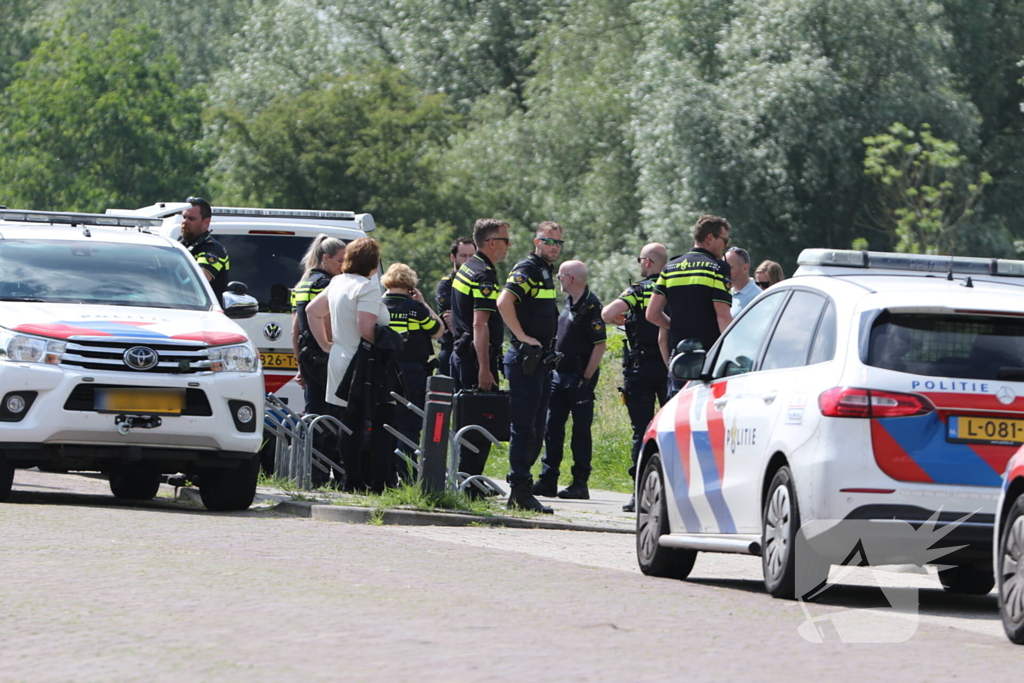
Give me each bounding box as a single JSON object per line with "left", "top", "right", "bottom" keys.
{"left": 995, "top": 440, "right": 1024, "bottom": 642}
{"left": 637, "top": 248, "right": 1024, "bottom": 599}
{"left": 107, "top": 203, "right": 374, "bottom": 407}
{"left": 0, "top": 210, "right": 264, "bottom": 510}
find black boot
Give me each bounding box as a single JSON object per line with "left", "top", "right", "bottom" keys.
{"left": 531, "top": 477, "right": 558, "bottom": 498}
{"left": 558, "top": 480, "right": 589, "bottom": 500}
{"left": 508, "top": 479, "right": 554, "bottom": 514}
{"left": 622, "top": 495, "right": 636, "bottom": 512}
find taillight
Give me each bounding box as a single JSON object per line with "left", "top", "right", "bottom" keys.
{"left": 818, "top": 387, "right": 934, "bottom": 418}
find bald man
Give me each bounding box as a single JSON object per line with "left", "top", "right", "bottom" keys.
{"left": 602, "top": 243, "right": 669, "bottom": 512}
{"left": 535, "top": 260, "right": 607, "bottom": 500}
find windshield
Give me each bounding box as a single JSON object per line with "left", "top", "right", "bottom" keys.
{"left": 867, "top": 312, "right": 1024, "bottom": 381}
{"left": 216, "top": 234, "right": 350, "bottom": 312}
{"left": 0, "top": 239, "right": 212, "bottom": 310}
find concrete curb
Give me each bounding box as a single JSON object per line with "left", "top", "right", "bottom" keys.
{"left": 176, "top": 487, "right": 631, "bottom": 533}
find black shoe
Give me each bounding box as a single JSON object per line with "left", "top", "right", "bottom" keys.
{"left": 622, "top": 495, "right": 636, "bottom": 513}
{"left": 509, "top": 480, "right": 554, "bottom": 514}
{"left": 557, "top": 482, "right": 590, "bottom": 500}
{"left": 531, "top": 478, "right": 558, "bottom": 498}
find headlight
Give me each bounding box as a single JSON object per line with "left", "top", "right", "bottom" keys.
{"left": 207, "top": 343, "right": 258, "bottom": 373}
{"left": 0, "top": 327, "right": 66, "bottom": 364}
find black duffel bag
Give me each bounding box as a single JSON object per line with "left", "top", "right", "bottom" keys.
{"left": 453, "top": 389, "right": 511, "bottom": 442}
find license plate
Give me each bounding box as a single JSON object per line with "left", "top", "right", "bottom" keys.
{"left": 948, "top": 416, "right": 1024, "bottom": 445}
{"left": 260, "top": 352, "right": 297, "bottom": 370}
{"left": 96, "top": 388, "right": 185, "bottom": 415}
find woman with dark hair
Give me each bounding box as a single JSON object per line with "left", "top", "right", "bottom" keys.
{"left": 290, "top": 234, "right": 346, "bottom": 486}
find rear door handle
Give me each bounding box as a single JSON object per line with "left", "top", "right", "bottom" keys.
{"left": 762, "top": 392, "right": 778, "bottom": 405}
{"left": 713, "top": 398, "right": 728, "bottom": 409}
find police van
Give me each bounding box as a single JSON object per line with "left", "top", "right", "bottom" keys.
{"left": 107, "top": 203, "right": 374, "bottom": 407}
{"left": 0, "top": 210, "right": 264, "bottom": 510}
{"left": 638, "top": 249, "right": 1024, "bottom": 600}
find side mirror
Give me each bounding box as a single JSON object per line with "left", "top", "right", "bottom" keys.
{"left": 222, "top": 291, "right": 258, "bottom": 319}
{"left": 670, "top": 349, "right": 707, "bottom": 382}
{"left": 226, "top": 281, "right": 249, "bottom": 295}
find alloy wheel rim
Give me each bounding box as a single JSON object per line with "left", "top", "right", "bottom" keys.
{"left": 764, "top": 484, "right": 791, "bottom": 582}
{"left": 637, "top": 468, "right": 662, "bottom": 563}
{"left": 1001, "top": 515, "right": 1024, "bottom": 625}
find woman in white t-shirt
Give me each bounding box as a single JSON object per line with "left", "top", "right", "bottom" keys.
{"left": 305, "top": 237, "right": 390, "bottom": 407}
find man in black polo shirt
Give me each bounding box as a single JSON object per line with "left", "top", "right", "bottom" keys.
{"left": 450, "top": 218, "right": 510, "bottom": 476}
{"left": 179, "top": 196, "right": 230, "bottom": 301}
{"left": 537, "top": 260, "right": 606, "bottom": 500}
{"left": 435, "top": 237, "right": 475, "bottom": 377}
{"left": 646, "top": 214, "right": 733, "bottom": 396}
{"left": 497, "top": 221, "right": 562, "bottom": 513}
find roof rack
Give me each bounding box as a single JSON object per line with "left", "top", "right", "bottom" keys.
{"left": 797, "top": 248, "right": 1024, "bottom": 279}
{"left": 212, "top": 207, "right": 357, "bottom": 220}
{"left": 0, "top": 209, "right": 163, "bottom": 229}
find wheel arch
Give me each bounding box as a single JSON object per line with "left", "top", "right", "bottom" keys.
{"left": 1000, "top": 477, "right": 1024, "bottom": 540}
{"left": 761, "top": 451, "right": 790, "bottom": 514}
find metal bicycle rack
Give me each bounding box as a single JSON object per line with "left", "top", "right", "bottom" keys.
{"left": 264, "top": 393, "right": 350, "bottom": 489}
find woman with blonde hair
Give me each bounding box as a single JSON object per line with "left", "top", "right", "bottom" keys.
{"left": 754, "top": 260, "right": 785, "bottom": 290}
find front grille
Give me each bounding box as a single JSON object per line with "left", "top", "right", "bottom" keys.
{"left": 63, "top": 384, "right": 212, "bottom": 416}
{"left": 61, "top": 336, "right": 211, "bottom": 374}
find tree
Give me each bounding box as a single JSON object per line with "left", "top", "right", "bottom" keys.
{"left": 862, "top": 123, "right": 991, "bottom": 254}
{"left": 0, "top": 0, "right": 42, "bottom": 92}
{"left": 0, "top": 23, "right": 207, "bottom": 212}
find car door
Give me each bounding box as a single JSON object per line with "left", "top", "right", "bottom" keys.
{"left": 683, "top": 291, "right": 787, "bottom": 533}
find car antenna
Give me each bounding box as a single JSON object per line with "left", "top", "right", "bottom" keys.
{"left": 947, "top": 246, "right": 955, "bottom": 281}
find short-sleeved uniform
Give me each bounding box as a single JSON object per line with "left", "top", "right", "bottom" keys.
{"left": 183, "top": 230, "right": 230, "bottom": 300}
{"left": 539, "top": 286, "right": 606, "bottom": 486}
{"left": 502, "top": 252, "right": 559, "bottom": 488}
{"left": 615, "top": 276, "right": 668, "bottom": 475}
{"left": 435, "top": 271, "right": 456, "bottom": 376}
{"left": 653, "top": 247, "right": 731, "bottom": 352}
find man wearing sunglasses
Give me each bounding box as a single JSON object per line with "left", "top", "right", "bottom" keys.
{"left": 646, "top": 214, "right": 733, "bottom": 396}
{"left": 497, "top": 221, "right": 563, "bottom": 513}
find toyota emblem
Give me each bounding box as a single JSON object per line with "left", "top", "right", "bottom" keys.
{"left": 123, "top": 346, "right": 159, "bottom": 371}
{"left": 264, "top": 322, "right": 282, "bottom": 341}
{"left": 997, "top": 386, "right": 1016, "bottom": 405}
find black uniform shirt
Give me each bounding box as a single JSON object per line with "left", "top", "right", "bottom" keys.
{"left": 435, "top": 271, "right": 455, "bottom": 351}
{"left": 183, "top": 230, "right": 231, "bottom": 300}
{"left": 616, "top": 276, "right": 661, "bottom": 349}
{"left": 384, "top": 293, "right": 441, "bottom": 365}
{"left": 291, "top": 268, "right": 332, "bottom": 345}
{"left": 451, "top": 252, "right": 503, "bottom": 349}
{"left": 555, "top": 286, "right": 606, "bottom": 373}
{"left": 653, "top": 247, "right": 731, "bottom": 351}
{"left": 503, "top": 252, "right": 558, "bottom": 346}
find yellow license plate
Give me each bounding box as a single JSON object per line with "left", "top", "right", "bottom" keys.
{"left": 948, "top": 416, "right": 1024, "bottom": 445}
{"left": 260, "top": 351, "right": 297, "bottom": 370}
{"left": 96, "top": 388, "right": 185, "bottom": 414}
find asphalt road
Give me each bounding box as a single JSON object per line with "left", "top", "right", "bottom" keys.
{"left": 1, "top": 471, "right": 1022, "bottom": 682}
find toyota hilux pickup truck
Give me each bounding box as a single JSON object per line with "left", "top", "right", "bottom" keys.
{"left": 0, "top": 209, "right": 264, "bottom": 511}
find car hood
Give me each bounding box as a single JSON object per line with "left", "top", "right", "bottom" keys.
{"left": 1, "top": 302, "right": 249, "bottom": 346}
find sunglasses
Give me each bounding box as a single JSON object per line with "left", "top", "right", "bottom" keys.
{"left": 636, "top": 256, "right": 649, "bottom": 263}
{"left": 488, "top": 237, "right": 511, "bottom": 244}
{"left": 755, "top": 280, "right": 770, "bottom": 289}
{"left": 715, "top": 233, "right": 730, "bottom": 245}
{"left": 538, "top": 237, "right": 565, "bottom": 247}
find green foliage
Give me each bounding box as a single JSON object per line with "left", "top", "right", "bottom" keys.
{"left": 376, "top": 221, "right": 464, "bottom": 299}
{"left": 0, "top": 0, "right": 42, "bottom": 92}
{"left": 0, "top": 22, "right": 207, "bottom": 212}
{"left": 863, "top": 122, "right": 991, "bottom": 254}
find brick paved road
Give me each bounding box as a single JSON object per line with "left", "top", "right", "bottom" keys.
{"left": 0, "top": 471, "right": 1019, "bottom": 682}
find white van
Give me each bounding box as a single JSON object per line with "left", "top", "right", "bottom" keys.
{"left": 108, "top": 204, "right": 374, "bottom": 408}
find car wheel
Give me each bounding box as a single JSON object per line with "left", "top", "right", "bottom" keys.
{"left": 0, "top": 454, "right": 14, "bottom": 502}
{"left": 762, "top": 466, "right": 829, "bottom": 600}
{"left": 636, "top": 455, "right": 697, "bottom": 579}
{"left": 199, "top": 455, "right": 260, "bottom": 512}
{"left": 940, "top": 562, "right": 995, "bottom": 596}
{"left": 108, "top": 468, "right": 161, "bottom": 501}
{"left": 999, "top": 494, "right": 1024, "bottom": 643}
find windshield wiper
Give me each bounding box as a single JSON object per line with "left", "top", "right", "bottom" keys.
{"left": 0, "top": 297, "right": 45, "bottom": 302}
{"left": 997, "top": 367, "right": 1024, "bottom": 381}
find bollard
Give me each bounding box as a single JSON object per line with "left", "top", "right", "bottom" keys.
{"left": 419, "top": 374, "right": 454, "bottom": 494}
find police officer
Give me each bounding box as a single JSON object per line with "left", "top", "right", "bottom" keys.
{"left": 383, "top": 263, "right": 444, "bottom": 481}
{"left": 602, "top": 242, "right": 669, "bottom": 512}
{"left": 291, "top": 234, "right": 347, "bottom": 486}
{"left": 647, "top": 215, "right": 733, "bottom": 397}
{"left": 450, "top": 218, "right": 511, "bottom": 476}
{"left": 496, "top": 221, "right": 562, "bottom": 513}
{"left": 435, "top": 237, "right": 475, "bottom": 377}
{"left": 179, "top": 196, "right": 230, "bottom": 301}
{"left": 537, "top": 260, "right": 606, "bottom": 500}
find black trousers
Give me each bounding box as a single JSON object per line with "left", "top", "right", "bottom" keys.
{"left": 624, "top": 357, "right": 668, "bottom": 479}
{"left": 338, "top": 401, "right": 397, "bottom": 493}
{"left": 301, "top": 359, "right": 342, "bottom": 487}
{"left": 394, "top": 361, "right": 428, "bottom": 482}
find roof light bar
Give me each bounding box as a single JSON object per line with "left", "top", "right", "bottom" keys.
{"left": 797, "top": 248, "right": 1024, "bottom": 278}
{"left": 0, "top": 209, "right": 162, "bottom": 229}
{"left": 212, "top": 207, "right": 356, "bottom": 220}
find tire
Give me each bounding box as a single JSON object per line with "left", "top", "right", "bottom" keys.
{"left": 0, "top": 454, "right": 14, "bottom": 503}
{"left": 199, "top": 455, "right": 260, "bottom": 512}
{"left": 762, "top": 466, "right": 829, "bottom": 600}
{"left": 108, "top": 468, "right": 161, "bottom": 501}
{"left": 636, "top": 455, "right": 697, "bottom": 579}
{"left": 940, "top": 562, "right": 995, "bottom": 596}
{"left": 999, "top": 494, "right": 1024, "bottom": 643}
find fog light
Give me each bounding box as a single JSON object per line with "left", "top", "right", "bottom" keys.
{"left": 6, "top": 394, "right": 26, "bottom": 414}
{"left": 236, "top": 405, "right": 254, "bottom": 424}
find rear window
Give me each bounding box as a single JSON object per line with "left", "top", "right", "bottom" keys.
{"left": 216, "top": 234, "right": 349, "bottom": 312}
{"left": 867, "top": 312, "right": 1024, "bottom": 381}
